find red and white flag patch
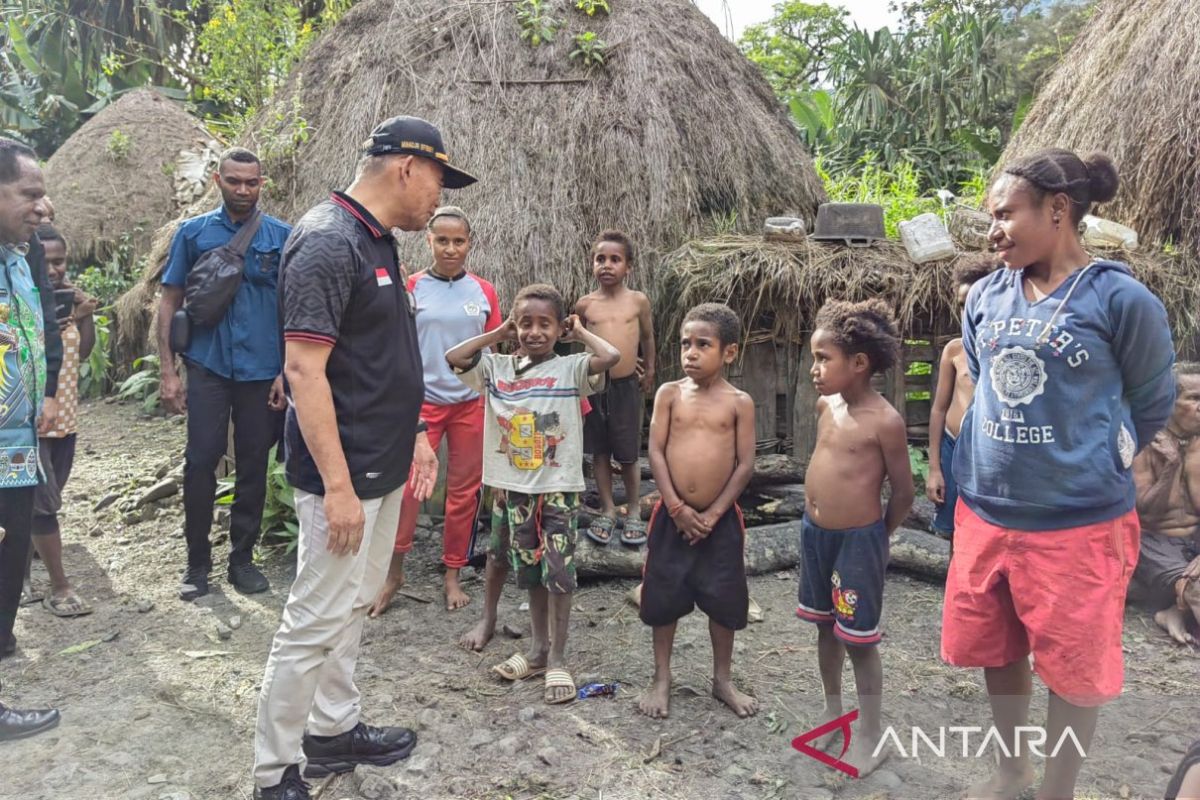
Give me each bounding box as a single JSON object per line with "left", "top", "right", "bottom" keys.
{"left": 375, "top": 268, "right": 393, "bottom": 287}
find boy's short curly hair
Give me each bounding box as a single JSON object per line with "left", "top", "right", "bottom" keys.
{"left": 813, "top": 299, "right": 901, "bottom": 375}
{"left": 952, "top": 254, "right": 998, "bottom": 288}
{"left": 682, "top": 302, "right": 741, "bottom": 347}
{"left": 514, "top": 283, "right": 566, "bottom": 321}
{"left": 593, "top": 229, "right": 635, "bottom": 264}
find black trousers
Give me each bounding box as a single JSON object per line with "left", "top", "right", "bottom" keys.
{"left": 0, "top": 486, "right": 35, "bottom": 651}
{"left": 184, "top": 363, "right": 280, "bottom": 570}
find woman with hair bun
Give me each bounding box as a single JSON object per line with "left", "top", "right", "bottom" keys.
{"left": 370, "top": 206, "right": 501, "bottom": 616}
{"left": 943, "top": 149, "right": 1176, "bottom": 800}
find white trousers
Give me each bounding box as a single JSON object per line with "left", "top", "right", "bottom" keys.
{"left": 252, "top": 485, "right": 404, "bottom": 787}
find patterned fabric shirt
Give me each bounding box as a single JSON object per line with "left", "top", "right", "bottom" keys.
{"left": 459, "top": 353, "right": 600, "bottom": 494}
{"left": 46, "top": 318, "right": 79, "bottom": 438}
{"left": 0, "top": 245, "right": 47, "bottom": 487}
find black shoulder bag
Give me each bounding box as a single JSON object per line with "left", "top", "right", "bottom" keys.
{"left": 170, "top": 209, "right": 264, "bottom": 352}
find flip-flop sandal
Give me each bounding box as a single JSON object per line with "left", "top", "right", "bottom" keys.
{"left": 584, "top": 515, "right": 615, "bottom": 546}
{"left": 491, "top": 653, "right": 546, "bottom": 681}
{"left": 43, "top": 593, "right": 94, "bottom": 618}
{"left": 620, "top": 517, "right": 648, "bottom": 547}
{"left": 544, "top": 668, "right": 577, "bottom": 705}
{"left": 20, "top": 585, "right": 44, "bottom": 606}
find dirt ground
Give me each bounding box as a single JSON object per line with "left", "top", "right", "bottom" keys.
{"left": 1, "top": 399, "right": 1197, "bottom": 800}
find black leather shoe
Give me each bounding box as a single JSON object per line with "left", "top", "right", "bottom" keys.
{"left": 302, "top": 722, "right": 417, "bottom": 777}
{"left": 253, "top": 764, "right": 310, "bottom": 800}
{"left": 0, "top": 703, "right": 60, "bottom": 741}
{"left": 179, "top": 564, "right": 210, "bottom": 602}
{"left": 229, "top": 562, "right": 270, "bottom": 594}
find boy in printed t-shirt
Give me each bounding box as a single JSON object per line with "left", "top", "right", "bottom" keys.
{"left": 448, "top": 283, "right": 619, "bottom": 704}
{"left": 576, "top": 230, "right": 656, "bottom": 546}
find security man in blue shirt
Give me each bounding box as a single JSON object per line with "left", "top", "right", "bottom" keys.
{"left": 158, "top": 148, "right": 291, "bottom": 601}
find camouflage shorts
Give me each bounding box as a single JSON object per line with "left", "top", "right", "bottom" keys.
{"left": 489, "top": 490, "right": 579, "bottom": 594}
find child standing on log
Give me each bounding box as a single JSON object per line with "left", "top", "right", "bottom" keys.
{"left": 798, "top": 299, "right": 914, "bottom": 777}
{"left": 638, "top": 303, "right": 758, "bottom": 719}
{"left": 447, "top": 284, "right": 619, "bottom": 704}
{"left": 925, "top": 256, "right": 996, "bottom": 543}
{"left": 576, "top": 230, "right": 656, "bottom": 546}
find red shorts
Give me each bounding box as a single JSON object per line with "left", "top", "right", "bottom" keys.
{"left": 941, "top": 501, "right": 1139, "bottom": 707}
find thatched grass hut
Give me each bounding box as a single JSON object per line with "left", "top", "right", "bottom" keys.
{"left": 254, "top": 0, "right": 825, "bottom": 305}
{"left": 44, "top": 89, "right": 215, "bottom": 266}
{"left": 999, "top": 0, "right": 1200, "bottom": 257}
{"left": 657, "top": 234, "right": 1200, "bottom": 459}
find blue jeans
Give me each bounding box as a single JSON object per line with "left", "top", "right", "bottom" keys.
{"left": 932, "top": 434, "right": 958, "bottom": 536}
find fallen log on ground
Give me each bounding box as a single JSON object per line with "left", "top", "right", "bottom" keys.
{"left": 616, "top": 453, "right": 806, "bottom": 488}
{"left": 575, "top": 520, "right": 949, "bottom": 581}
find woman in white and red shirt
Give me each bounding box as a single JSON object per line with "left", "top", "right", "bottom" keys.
{"left": 371, "top": 206, "right": 500, "bottom": 614}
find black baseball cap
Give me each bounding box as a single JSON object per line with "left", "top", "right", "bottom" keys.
{"left": 362, "top": 116, "right": 478, "bottom": 189}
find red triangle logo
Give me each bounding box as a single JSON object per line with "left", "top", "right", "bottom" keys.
{"left": 791, "top": 709, "right": 860, "bottom": 778}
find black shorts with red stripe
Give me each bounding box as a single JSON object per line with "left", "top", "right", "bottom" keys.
{"left": 640, "top": 504, "right": 749, "bottom": 631}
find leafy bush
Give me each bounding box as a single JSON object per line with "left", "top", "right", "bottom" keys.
{"left": 117, "top": 354, "right": 160, "bottom": 412}
{"left": 78, "top": 311, "right": 113, "bottom": 399}
{"left": 570, "top": 32, "right": 607, "bottom": 67}
{"left": 217, "top": 446, "right": 299, "bottom": 552}
{"left": 817, "top": 155, "right": 942, "bottom": 238}
{"left": 516, "top": 0, "right": 561, "bottom": 46}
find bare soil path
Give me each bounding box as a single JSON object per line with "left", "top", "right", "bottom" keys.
{"left": 1, "top": 400, "right": 1196, "bottom": 800}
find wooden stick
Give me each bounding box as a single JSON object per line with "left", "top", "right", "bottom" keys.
{"left": 463, "top": 78, "right": 592, "bottom": 85}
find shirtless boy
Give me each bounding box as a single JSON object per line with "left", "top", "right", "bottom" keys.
{"left": 576, "top": 230, "right": 656, "bottom": 546}
{"left": 926, "top": 257, "right": 995, "bottom": 541}
{"left": 797, "top": 299, "right": 914, "bottom": 777}
{"left": 638, "top": 303, "right": 758, "bottom": 720}
{"left": 1133, "top": 364, "right": 1200, "bottom": 645}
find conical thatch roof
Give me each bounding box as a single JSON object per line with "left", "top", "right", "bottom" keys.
{"left": 999, "top": 0, "right": 1200, "bottom": 255}
{"left": 44, "top": 89, "right": 215, "bottom": 264}
{"left": 245, "top": 0, "right": 825, "bottom": 304}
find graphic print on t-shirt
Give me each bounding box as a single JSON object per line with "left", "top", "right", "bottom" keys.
{"left": 496, "top": 408, "right": 567, "bottom": 469}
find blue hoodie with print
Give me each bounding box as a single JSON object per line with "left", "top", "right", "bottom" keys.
{"left": 952, "top": 259, "right": 1175, "bottom": 531}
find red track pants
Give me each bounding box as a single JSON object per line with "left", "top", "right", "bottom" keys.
{"left": 394, "top": 399, "right": 484, "bottom": 569}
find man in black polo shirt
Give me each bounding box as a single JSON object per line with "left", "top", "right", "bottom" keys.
{"left": 252, "top": 117, "right": 477, "bottom": 800}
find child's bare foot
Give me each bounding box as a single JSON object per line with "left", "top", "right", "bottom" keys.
{"left": 459, "top": 617, "right": 496, "bottom": 651}
{"left": 712, "top": 678, "right": 758, "bottom": 718}
{"left": 369, "top": 555, "right": 405, "bottom": 618}
{"left": 638, "top": 672, "right": 672, "bottom": 719}
{"left": 843, "top": 731, "right": 888, "bottom": 778}
{"left": 963, "top": 764, "right": 1036, "bottom": 800}
{"left": 444, "top": 571, "right": 471, "bottom": 611}
{"left": 812, "top": 708, "right": 847, "bottom": 754}
{"left": 1155, "top": 606, "right": 1197, "bottom": 645}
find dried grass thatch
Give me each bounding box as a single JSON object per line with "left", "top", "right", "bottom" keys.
{"left": 44, "top": 89, "right": 215, "bottom": 265}
{"left": 250, "top": 0, "right": 824, "bottom": 303}
{"left": 116, "top": 0, "right": 825, "bottom": 363}
{"left": 999, "top": 0, "right": 1200, "bottom": 256}
{"left": 657, "top": 235, "right": 1200, "bottom": 355}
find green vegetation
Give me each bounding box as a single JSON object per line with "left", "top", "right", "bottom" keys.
{"left": 570, "top": 31, "right": 607, "bottom": 68}
{"left": 117, "top": 353, "right": 161, "bottom": 412}
{"left": 516, "top": 0, "right": 560, "bottom": 47}
{"left": 217, "top": 446, "right": 299, "bottom": 550}
{"left": 78, "top": 310, "right": 112, "bottom": 399}
{"left": 742, "top": 0, "right": 1094, "bottom": 188}
{"left": 104, "top": 128, "right": 131, "bottom": 161}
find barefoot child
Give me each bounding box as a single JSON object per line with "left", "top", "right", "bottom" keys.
{"left": 798, "top": 299, "right": 914, "bottom": 777}
{"left": 448, "top": 284, "right": 619, "bottom": 703}
{"left": 576, "top": 230, "right": 656, "bottom": 546}
{"left": 638, "top": 303, "right": 758, "bottom": 720}
{"left": 926, "top": 256, "right": 995, "bottom": 543}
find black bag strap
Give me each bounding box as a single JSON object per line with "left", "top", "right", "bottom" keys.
{"left": 227, "top": 208, "right": 264, "bottom": 255}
